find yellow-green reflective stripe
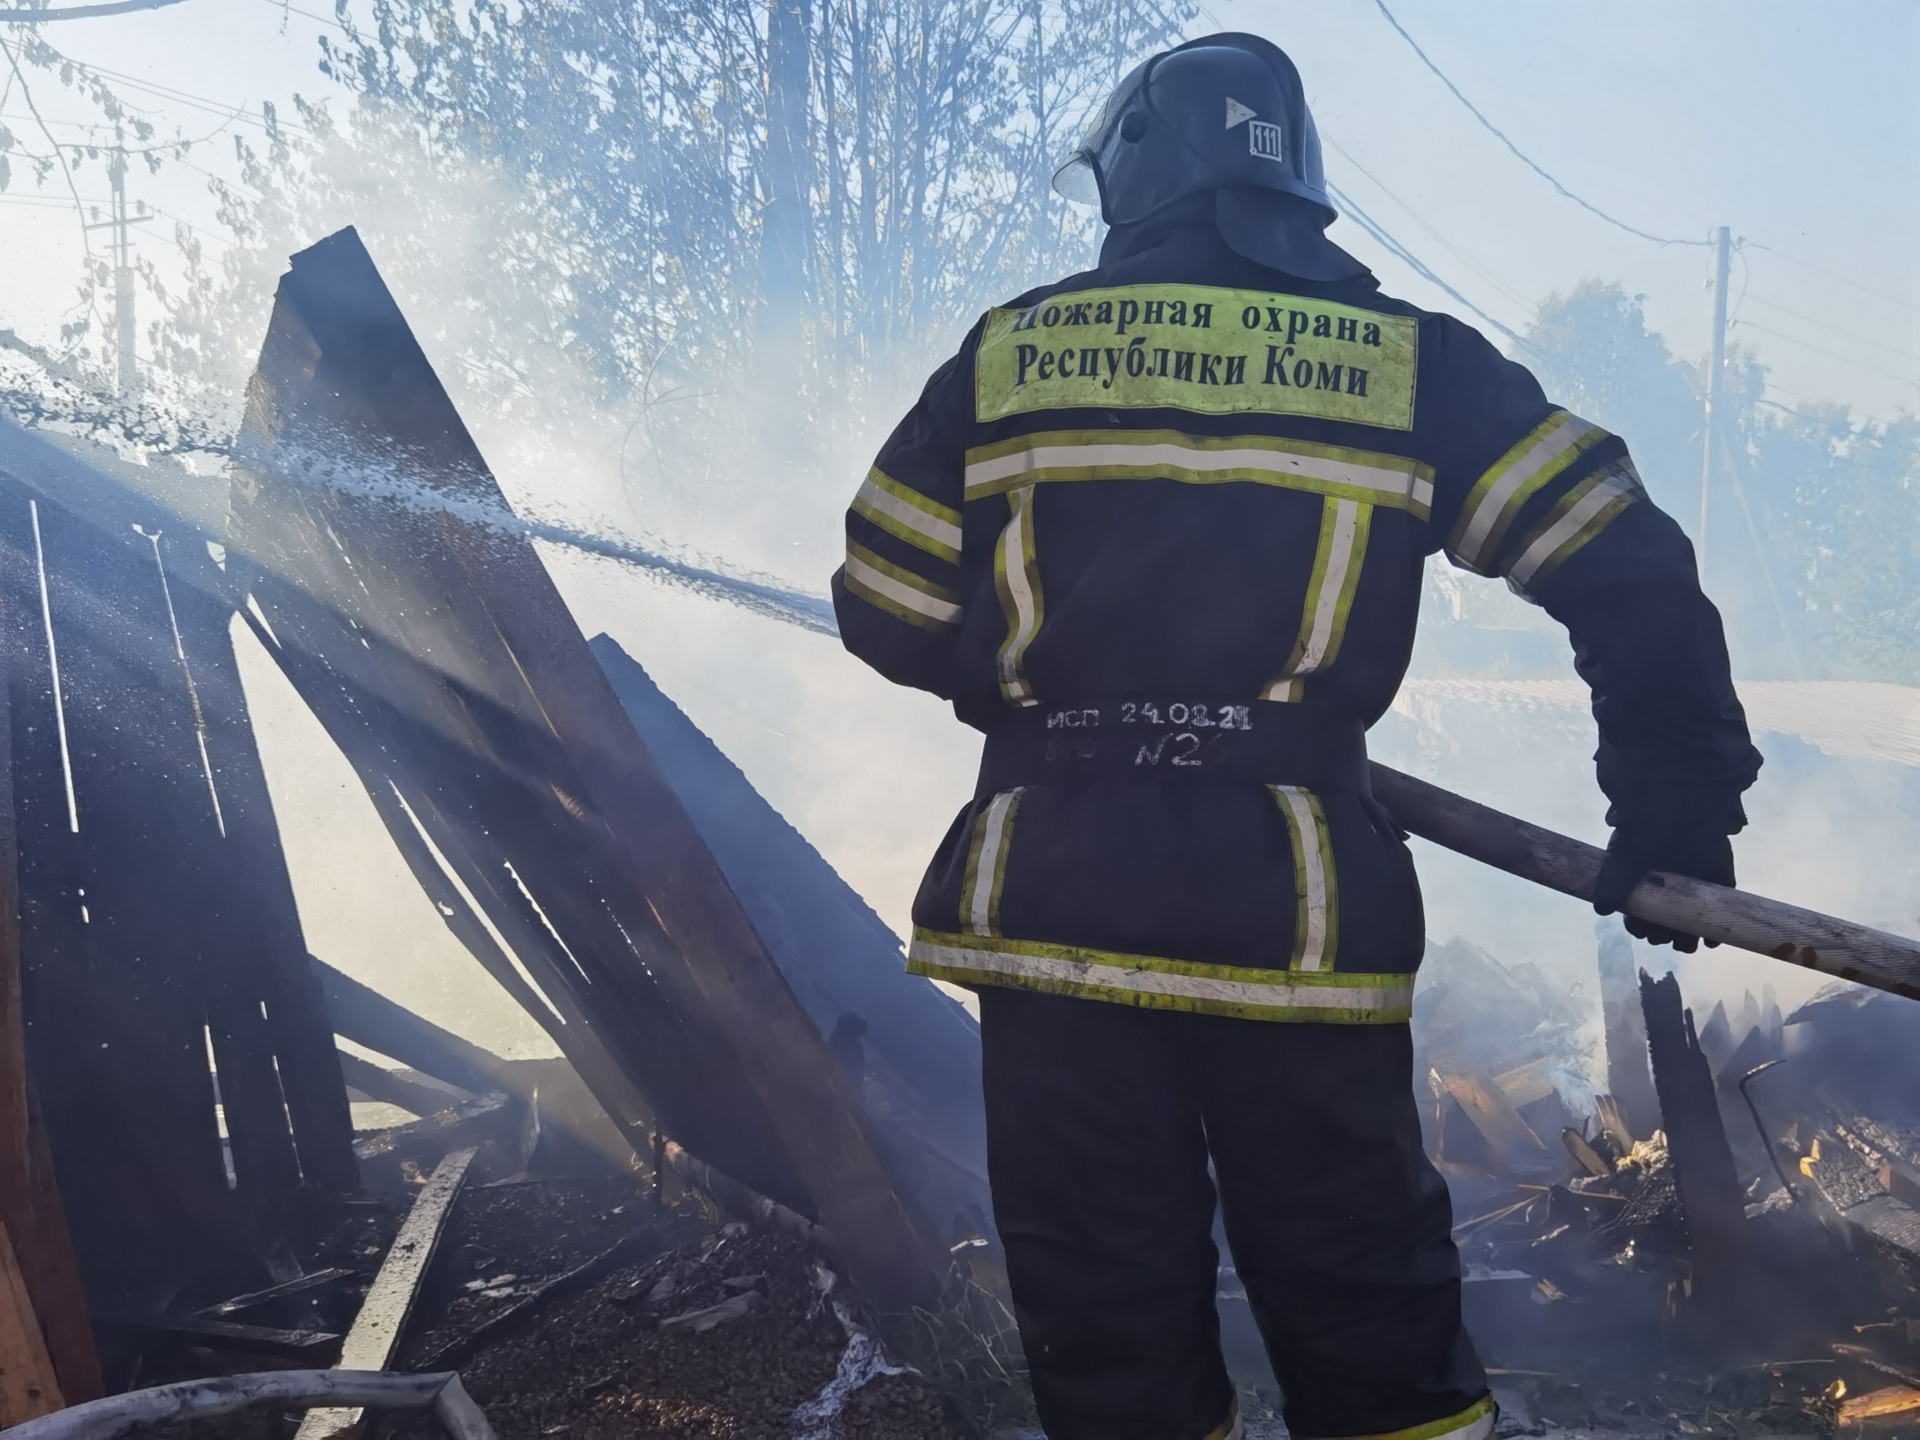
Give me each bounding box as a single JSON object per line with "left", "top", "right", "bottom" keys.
{"left": 964, "top": 429, "right": 1433, "bottom": 516}
{"left": 960, "top": 789, "right": 1023, "bottom": 936}
{"left": 993, "top": 486, "right": 1043, "bottom": 706}
{"left": 1449, "top": 411, "right": 1607, "bottom": 572}
{"left": 1270, "top": 785, "right": 1337, "bottom": 971}
{"left": 1318, "top": 1395, "right": 1496, "bottom": 1440}
{"left": 1261, "top": 496, "right": 1372, "bottom": 703}
{"left": 853, "top": 468, "right": 962, "bottom": 563}
{"left": 1507, "top": 469, "right": 1638, "bottom": 592}
{"left": 907, "top": 930, "right": 1411, "bottom": 1024}
{"left": 843, "top": 542, "right": 961, "bottom": 628}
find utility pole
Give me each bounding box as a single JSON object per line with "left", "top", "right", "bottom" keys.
{"left": 1698, "top": 224, "right": 1732, "bottom": 580}
{"left": 84, "top": 126, "right": 142, "bottom": 398}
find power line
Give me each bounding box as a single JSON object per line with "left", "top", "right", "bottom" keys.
{"left": 1754, "top": 391, "right": 1899, "bottom": 430}
{"left": 1328, "top": 181, "right": 1539, "bottom": 355}
{"left": 1744, "top": 241, "right": 1920, "bottom": 314}
{"left": 1321, "top": 132, "right": 1536, "bottom": 316}
{"left": 0, "top": 31, "right": 93, "bottom": 271}
{"left": 32, "top": 48, "right": 313, "bottom": 137}
{"left": 1730, "top": 319, "right": 1920, "bottom": 391}
{"left": 1741, "top": 293, "right": 1920, "bottom": 365}
{"left": 252, "top": 0, "right": 348, "bottom": 32}
{"left": 1368, "top": 0, "right": 1707, "bottom": 249}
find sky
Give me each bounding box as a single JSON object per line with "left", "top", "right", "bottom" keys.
{"left": 2, "top": 0, "right": 1915, "bottom": 419}
{"left": 1, "top": 0, "right": 1916, "bottom": 1058}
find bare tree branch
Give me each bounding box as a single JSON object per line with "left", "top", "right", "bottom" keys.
{"left": 0, "top": 0, "right": 187, "bottom": 22}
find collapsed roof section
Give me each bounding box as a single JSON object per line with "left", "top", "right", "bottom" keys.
{"left": 224, "top": 225, "right": 976, "bottom": 1311}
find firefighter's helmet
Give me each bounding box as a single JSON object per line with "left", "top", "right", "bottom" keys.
{"left": 1054, "top": 33, "right": 1363, "bottom": 281}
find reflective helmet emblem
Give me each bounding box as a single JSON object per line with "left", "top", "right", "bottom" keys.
{"left": 1248, "top": 119, "right": 1284, "bottom": 161}
{"left": 1225, "top": 96, "right": 1258, "bottom": 129}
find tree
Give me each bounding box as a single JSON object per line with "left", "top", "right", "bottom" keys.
{"left": 1520, "top": 280, "right": 1919, "bottom": 683}
{"left": 287, "top": 0, "right": 1187, "bottom": 393}
{"left": 1523, "top": 281, "right": 1703, "bottom": 518}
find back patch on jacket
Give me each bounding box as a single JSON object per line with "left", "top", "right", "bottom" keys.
{"left": 975, "top": 284, "right": 1419, "bottom": 430}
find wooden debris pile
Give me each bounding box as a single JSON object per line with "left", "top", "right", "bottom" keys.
{"left": 0, "top": 226, "right": 1001, "bottom": 1433}
{"left": 1409, "top": 926, "right": 1920, "bottom": 1435}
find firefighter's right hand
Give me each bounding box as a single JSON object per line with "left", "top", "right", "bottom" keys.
{"left": 1592, "top": 825, "right": 1735, "bottom": 953}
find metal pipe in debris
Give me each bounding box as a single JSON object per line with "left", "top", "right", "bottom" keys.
{"left": 1369, "top": 763, "right": 1920, "bottom": 1003}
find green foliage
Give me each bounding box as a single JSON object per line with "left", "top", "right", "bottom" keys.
{"left": 288, "top": 0, "right": 1189, "bottom": 394}
{"left": 1747, "top": 407, "right": 1920, "bottom": 681}
{"left": 1518, "top": 280, "right": 1919, "bottom": 683}
{"left": 1522, "top": 281, "right": 1702, "bottom": 515}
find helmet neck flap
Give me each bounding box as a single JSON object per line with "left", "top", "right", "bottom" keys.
{"left": 1055, "top": 33, "right": 1366, "bottom": 282}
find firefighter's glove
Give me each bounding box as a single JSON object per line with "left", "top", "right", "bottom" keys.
{"left": 1592, "top": 825, "right": 1734, "bottom": 954}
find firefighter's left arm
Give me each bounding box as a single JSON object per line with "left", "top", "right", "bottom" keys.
{"left": 1422, "top": 318, "right": 1762, "bottom": 946}
{"left": 831, "top": 347, "right": 970, "bottom": 699}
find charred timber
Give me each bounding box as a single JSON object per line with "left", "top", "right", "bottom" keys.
{"left": 1371, "top": 764, "right": 1920, "bottom": 1001}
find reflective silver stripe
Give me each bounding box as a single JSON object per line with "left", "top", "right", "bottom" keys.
{"left": 961, "top": 789, "right": 1023, "bottom": 936}
{"left": 1450, "top": 411, "right": 1606, "bottom": 571}
{"left": 993, "top": 486, "right": 1042, "bottom": 705}
{"left": 1271, "top": 785, "right": 1335, "bottom": 971}
{"left": 852, "top": 468, "right": 962, "bottom": 563}
{"left": 964, "top": 432, "right": 1433, "bottom": 515}
{"left": 1507, "top": 471, "right": 1638, "bottom": 591}
{"left": 843, "top": 544, "right": 962, "bottom": 626}
{"left": 908, "top": 933, "right": 1412, "bottom": 1021}
{"left": 1260, "top": 497, "right": 1372, "bottom": 703}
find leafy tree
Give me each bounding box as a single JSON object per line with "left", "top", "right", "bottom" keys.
{"left": 189, "top": 0, "right": 1188, "bottom": 395}
{"left": 1746, "top": 406, "right": 1920, "bottom": 681}
{"left": 1518, "top": 280, "right": 1918, "bottom": 682}
{"left": 1522, "top": 281, "right": 1703, "bottom": 518}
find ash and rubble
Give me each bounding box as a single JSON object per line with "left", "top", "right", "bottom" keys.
{"left": 141, "top": 926, "right": 1920, "bottom": 1440}
{"left": 1365, "top": 928, "right": 1920, "bottom": 1438}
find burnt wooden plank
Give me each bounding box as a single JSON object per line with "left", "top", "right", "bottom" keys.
{"left": 185, "top": 560, "right": 356, "bottom": 1192}
{"left": 229, "top": 228, "right": 945, "bottom": 1308}
{"left": 1640, "top": 970, "right": 1748, "bottom": 1313}
{"left": 0, "top": 1217, "right": 61, "bottom": 1424}
{"left": 0, "top": 423, "right": 355, "bottom": 1317}
{"left": 0, "top": 483, "right": 232, "bottom": 1312}
{"left": 294, "top": 1146, "right": 477, "bottom": 1440}
{"left": 1595, "top": 922, "right": 1660, "bottom": 1140}
{"left": 0, "top": 613, "right": 100, "bottom": 1408}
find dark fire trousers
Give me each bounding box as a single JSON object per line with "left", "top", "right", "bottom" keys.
{"left": 981, "top": 987, "right": 1490, "bottom": 1440}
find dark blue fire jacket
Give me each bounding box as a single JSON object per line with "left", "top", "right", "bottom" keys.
{"left": 833, "top": 219, "right": 1760, "bottom": 1024}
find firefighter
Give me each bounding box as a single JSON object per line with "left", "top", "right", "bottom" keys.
{"left": 832, "top": 32, "right": 1759, "bottom": 1440}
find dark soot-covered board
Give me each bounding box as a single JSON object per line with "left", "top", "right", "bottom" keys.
{"left": 227, "top": 227, "right": 943, "bottom": 1310}
{"left": 591, "top": 637, "right": 992, "bottom": 1247}
{"left": 0, "top": 418, "right": 355, "bottom": 1319}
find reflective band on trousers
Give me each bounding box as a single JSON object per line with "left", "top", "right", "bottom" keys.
{"left": 908, "top": 931, "right": 1414, "bottom": 1024}
{"left": 842, "top": 541, "right": 962, "bottom": 628}
{"left": 1300, "top": 1394, "right": 1497, "bottom": 1440}
{"left": 960, "top": 788, "right": 1023, "bottom": 937}
{"left": 993, "top": 486, "right": 1043, "bottom": 705}
{"left": 852, "top": 467, "right": 962, "bottom": 563}
{"left": 964, "top": 428, "right": 1434, "bottom": 516}
{"left": 1271, "top": 784, "right": 1337, "bottom": 970}
{"left": 1507, "top": 462, "right": 1639, "bottom": 593}
{"left": 1448, "top": 411, "right": 1608, "bottom": 573}
{"left": 1203, "top": 1399, "right": 1243, "bottom": 1440}
{"left": 1261, "top": 496, "right": 1372, "bottom": 703}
